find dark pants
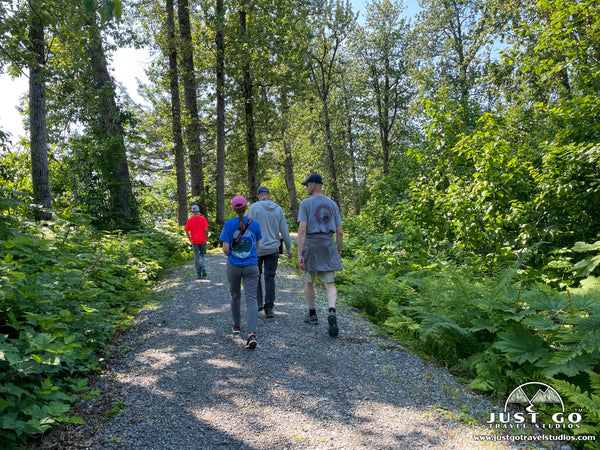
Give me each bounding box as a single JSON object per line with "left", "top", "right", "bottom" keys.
{"left": 257, "top": 251, "right": 279, "bottom": 310}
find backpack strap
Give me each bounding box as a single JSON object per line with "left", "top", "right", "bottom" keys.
{"left": 232, "top": 218, "right": 253, "bottom": 247}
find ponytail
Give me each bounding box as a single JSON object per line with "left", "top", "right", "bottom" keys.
{"left": 236, "top": 207, "right": 246, "bottom": 233}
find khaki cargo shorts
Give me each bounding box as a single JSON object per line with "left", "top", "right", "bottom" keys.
{"left": 304, "top": 270, "right": 336, "bottom": 284}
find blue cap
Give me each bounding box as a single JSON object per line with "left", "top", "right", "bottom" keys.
{"left": 191, "top": 205, "right": 200, "bottom": 211}
{"left": 301, "top": 173, "right": 323, "bottom": 185}
{"left": 257, "top": 186, "right": 270, "bottom": 195}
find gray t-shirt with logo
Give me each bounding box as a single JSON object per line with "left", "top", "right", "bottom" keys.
{"left": 298, "top": 195, "right": 342, "bottom": 234}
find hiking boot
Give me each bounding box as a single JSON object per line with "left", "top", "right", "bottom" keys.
{"left": 327, "top": 313, "right": 339, "bottom": 337}
{"left": 246, "top": 333, "right": 257, "bottom": 349}
{"left": 201, "top": 267, "right": 207, "bottom": 277}
{"left": 265, "top": 307, "right": 274, "bottom": 318}
{"left": 197, "top": 272, "right": 202, "bottom": 278}
{"left": 304, "top": 312, "right": 318, "bottom": 325}
{"left": 232, "top": 325, "right": 241, "bottom": 335}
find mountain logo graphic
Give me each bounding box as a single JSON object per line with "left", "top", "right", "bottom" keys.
{"left": 504, "top": 382, "right": 564, "bottom": 412}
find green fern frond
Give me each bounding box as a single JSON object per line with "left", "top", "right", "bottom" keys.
{"left": 465, "top": 350, "right": 510, "bottom": 395}
{"left": 570, "top": 276, "right": 600, "bottom": 297}
{"left": 561, "top": 316, "right": 600, "bottom": 355}
{"left": 551, "top": 375, "right": 600, "bottom": 433}
{"left": 588, "top": 369, "right": 600, "bottom": 393}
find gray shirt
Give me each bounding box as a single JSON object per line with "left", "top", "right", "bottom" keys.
{"left": 297, "top": 195, "right": 342, "bottom": 234}
{"left": 248, "top": 199, "right": 292, "bottom": 257}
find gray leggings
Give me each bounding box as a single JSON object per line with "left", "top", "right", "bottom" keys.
{"left": 227, "top": 262, "right": 259, "bottom": 334}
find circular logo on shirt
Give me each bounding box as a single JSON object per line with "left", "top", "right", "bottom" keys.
{"left": 232, "top": 230, "right": 254, "bottom": 258}
{"left": 316, "top": 205, "right": 333, "bottom": 224}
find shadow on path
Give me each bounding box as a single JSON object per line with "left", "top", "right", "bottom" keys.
{"left": 40, "top": 253, "right": 518, "bottom": 449}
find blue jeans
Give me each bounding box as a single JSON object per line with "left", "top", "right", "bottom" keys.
{"left": 257, "top": 252, "right": 279, "bottom": 310}
{"left": 227, "top": 262, "right": 259, "bottom": 334}
{"left": 192, "top": 243, "right": 207, "bottom": 273}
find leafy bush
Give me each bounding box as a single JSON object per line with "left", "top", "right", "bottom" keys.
{"left": 0, "top": 198, "right": 187, "bottom": 447}
{"left": 341, "top": 243, "right": 600, "bottom": 445}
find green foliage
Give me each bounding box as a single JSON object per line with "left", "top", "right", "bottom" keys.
{"left": 0, "top": 200, "right": 186, "bottom": 446}
{"left": 341, "top": 247, "right": 600, "bottom": 439}
{"left": 552, "top": 371, "right": 600, "bottom": 448}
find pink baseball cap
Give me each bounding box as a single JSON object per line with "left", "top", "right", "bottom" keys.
{"left": 231, "top": 196, "right": 247, "bottom": 210}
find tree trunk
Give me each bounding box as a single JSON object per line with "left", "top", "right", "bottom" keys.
{"left": 178, "top": 0, "right": 206, "bottom": 214}
{"left": 322, "top": 100, "right": 340, "bottom": 206}
{"left": 28, "top": 0, "right": 52, "bottom": 221}
{"left": 166, "top": 0, "right": 188, "bottom": 225}
{"left": 238, "top": 9, "right": 258, "bottom": 203}
{"left": 280, "top": 90, "right": 298, "bottom": 220}
{"left": 86, "top": 16, "right": 139, "bottom": 230}
{"left": 215, "top": 0, "right": 226, "bottom": 226}
{"left": 342, "top": 84, "right": 360, "bottom": 215}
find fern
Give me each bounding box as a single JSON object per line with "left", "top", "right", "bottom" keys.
{"left": 416, "top": 313, "right": 479, "bottom": 364}
{"left": 551, "top": 372, "right": 600, "bottom": 446}
{"left": 563, "top": 316, "right": 600, "bottom": 355}
{"left": 464, "top": 350, "right": 512, "bottom": 395}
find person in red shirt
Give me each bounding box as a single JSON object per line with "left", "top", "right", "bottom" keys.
{"left": 185, "top": 205, "right": 209, "bottom": 278}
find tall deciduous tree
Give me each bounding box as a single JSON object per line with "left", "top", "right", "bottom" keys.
{"left": 280, "top": 89, "right": 299, "bottom": 220}
{"left": 416, "top": 0, "right": 495, "bottom": 117}
{"left": 178, "top": 0, "right": 206, "bottom": 213}
{"left": 237, "top": 6, "right": 259, "bottom": 202}
{"left": 307, "top": 0, "right": 355, "bottom": 206}
{"left": 28, "top": 0, "right": 52, "bottom": 220}
{"left": 354, "top": 0, "right": 411, "bottom": 175}
{"left": 85, "top": 12, "right": 139, "bottom": 230}
{"left": 215, "top": 0, "right": 226, "bottom": 225}
{"left": 166, "top": 0, "right": 188, "bottom": 225}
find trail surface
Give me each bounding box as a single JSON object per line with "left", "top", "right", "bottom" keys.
{"left": 41, "top": 252, "right": 523, "bottom": 449}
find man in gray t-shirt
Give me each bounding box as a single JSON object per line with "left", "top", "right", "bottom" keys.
{"left": 297, "top": 173, "right": 343, "bottom": 337}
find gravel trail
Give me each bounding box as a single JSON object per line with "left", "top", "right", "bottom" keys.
{"left": 40, "top": 252, "right": 523, "bottom": 449}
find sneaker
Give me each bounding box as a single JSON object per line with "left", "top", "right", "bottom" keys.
{"left": 304, "top": 312, "right": 318, "bottom": 325}
{"left": 232, "top": 325, "right": 241, "bottom": 335}
{"left": 245, "top": 333, "right": 257, "bottom": 349}
{"left": 197, "top": 272, "right": 202, "bottom": 278}
{"left": 265, "top": 307, "right": 274, "bottom": 318}
{"left": 201, "top": 267, "right": 207, "bottom": 277}
{"left": 328, "top": 313, "right": 339, "bottom": 337}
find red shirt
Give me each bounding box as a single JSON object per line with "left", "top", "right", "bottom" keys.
{"left": 185, "top": 215, "right": 209, "bottom": 244}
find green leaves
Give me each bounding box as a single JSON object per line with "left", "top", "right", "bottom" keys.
{"left": 494, "top": 328, "right": 548, "bottom": 364}
{"left": 0, "top": 206, "right": 186, "bottom": 446}
{"left": 572, "top": 241, "right": 600, "bottom": 277}
{"left": 81, "top": 0, "right": 122, "bottom": 23}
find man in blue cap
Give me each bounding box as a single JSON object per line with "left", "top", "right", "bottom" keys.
{"left": 248, "top": 186, "right": 292, "bottom": 318}
{"left": 297, "top": 173, "right": 343, "bottom": 337}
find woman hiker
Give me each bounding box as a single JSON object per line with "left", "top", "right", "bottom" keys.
{"left": 219, "top": 196, "right": 262, "bottom": 349}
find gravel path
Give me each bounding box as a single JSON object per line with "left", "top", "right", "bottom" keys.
{"left": 40, "top": 252, "right": 525, "bottom": 449}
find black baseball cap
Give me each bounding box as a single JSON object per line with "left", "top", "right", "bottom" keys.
{"left": 301, "top": 173, "right": 323, "bottom": 185}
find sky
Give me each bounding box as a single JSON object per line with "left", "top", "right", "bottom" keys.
{"left": 0, "top": 0, "right": 420, "bottom": 142}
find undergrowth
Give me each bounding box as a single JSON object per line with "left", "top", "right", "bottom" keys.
{"left": 338, "top": 245, "right": 600, "bottom": 448}
{"left": 0, "top": 198, "right": 189, "bottom": 447}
